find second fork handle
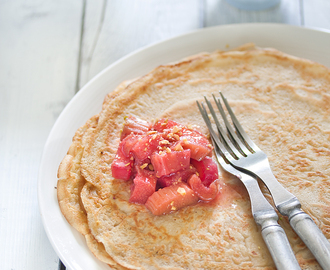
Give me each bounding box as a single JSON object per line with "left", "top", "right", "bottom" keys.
{"left": 261, "top": 223, "right": 301, "bottom": 270}
{"left": 289, "top": 210, "right": 330, "bottom": 270}
{"left": 254, "top": 168, "right": 330, "bottom": 269}
{"left": 276, "top": 196, "right": 330, "bottom": 270}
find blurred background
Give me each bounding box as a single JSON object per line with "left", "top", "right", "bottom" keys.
{"left": 1, "top": 0, "right": 329, "bottom": 269}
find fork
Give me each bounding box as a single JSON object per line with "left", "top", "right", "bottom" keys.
{"left": 199, "top": 93, "right": 330, "bottom": 270}
{"left": 198, "top": 101, "right": 300, "bottom": 269}
{"left": 208, "top": 135, "right": 301, "bottom": 269}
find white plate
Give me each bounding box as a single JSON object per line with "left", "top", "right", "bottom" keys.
{"left": 38, "top": 23, "right": 330, "bottom": 270}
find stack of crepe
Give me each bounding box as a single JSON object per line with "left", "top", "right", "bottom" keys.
{"left": 57, "top": 44, "right": 330, "bottom": 269}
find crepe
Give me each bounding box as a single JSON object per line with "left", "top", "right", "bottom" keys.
{"left": 57, "top": 82, "right": 132, "bottom": 269}
{"left": 57, "top": 44, "right": 330, "bottom": 269}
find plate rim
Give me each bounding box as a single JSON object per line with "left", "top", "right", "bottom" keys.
{"left": 38, "top": 23, "right": 330, "bottom": 270}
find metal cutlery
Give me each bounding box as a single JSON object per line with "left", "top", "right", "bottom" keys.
{"left": 211, "top": 141, "right": 300, "bottom": 268}
{"left": 198, "top": 92, "right": 330, "bottom": 270}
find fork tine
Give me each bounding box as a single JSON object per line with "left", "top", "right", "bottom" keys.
{"left": 203, "top": 96, "right": 242, "bottom": 159}
{"left": 219, "top": 92, "right": 260, "bottom": 153}
{"left": 196, "top": 101, "right": 237, "bottom": 163}
{"left": 212, "top": 94, "right": 250, "bottom": 157}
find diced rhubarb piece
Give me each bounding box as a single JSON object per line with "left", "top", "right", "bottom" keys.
{"left": 153, "top": 119, "right": 181, "bottom": 132}
{"left": 120, "top": 133, "right": 141, "bottom": 157}
{"left": 170, "top": 141, "right": 184, "bottom": 152}
{"left": 129, "top": 168, "right": 157, "bottom": 204}
{"left": 145, "top": 182, "right": 199, "bottom": 215}
{"left": 151, "top": 149, "right": 191, "bottom": 177}
{"left": 190, "top": 156, "right": 219, "bottom": 187}
{"left": 111, "top": 148, "right": 133, "bottom": 181}
{"left": 180, "top": 128, "right": 213, "bottom": 161}
{"left": 188, "top": 174, "right": 219, "bottom": 201}
{"left": 120, "top": 116, "right": 151, "bottom": 140}
{"left": 131, "top": 134, "right": 163, "bottom": 164}
{"left": 158, "top": 166, "right": 197, "bottom": 188}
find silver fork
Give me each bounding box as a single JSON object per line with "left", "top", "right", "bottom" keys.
{"left": 199, "top": 93, "right": 330, "bottom": 270}
{"left": 208, "top": 136, "right": 301, "bottom": 269}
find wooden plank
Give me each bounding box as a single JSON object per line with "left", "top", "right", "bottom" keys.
{"left": 204, "top": 0, "right": 301, "bottom": 26}
{"left": 78, "top": 0, "right": 202, "bottom": 88}
{"left": 0, "top": 0, "right": 82, "bottom": 269}
{"left": 302, "top": 0, "right": 330, "bottom": 30}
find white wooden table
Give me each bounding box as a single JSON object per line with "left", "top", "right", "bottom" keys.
{"left": 1, "top": 1, "right": 329, "bottom": 269}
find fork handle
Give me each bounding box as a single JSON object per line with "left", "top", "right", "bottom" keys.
{"left": 251, "top": 167, "right": 330, "bottom": 268}
{"left": 277, "top": 198, "right": 330, "bottom": 269}
{"left": 259, "top": 218, "right": 301, "bottom": 270}
{"left": 289, "top": 210, "right": 330, "bottom": 270}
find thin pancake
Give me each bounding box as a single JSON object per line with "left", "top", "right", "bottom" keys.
{"left": 60, "top": 44, "right": 330, "bottom": 269}
{"left": 57, "top": 81, "right": 134, "bottom": 269}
